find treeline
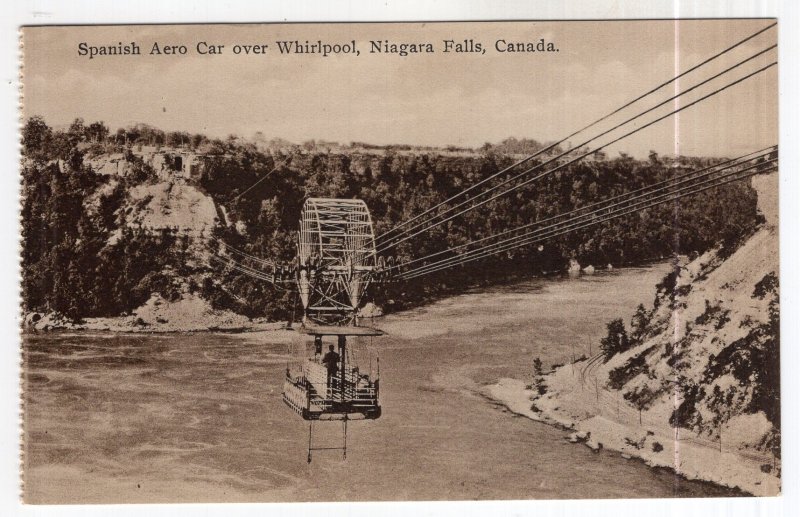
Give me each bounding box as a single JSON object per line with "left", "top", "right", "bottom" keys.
{"left": 20, "top": 116, "right": 762, "bottom": 321}
{"left": 195, "top": 132, "right": 761, "bottom": 317}
{"left": 479, "top": 137, "right": 564, "bottom": 156}
{"left": 24, "top": 117, "right": 215, "bottom": 153}
{"left": 21, "top": 117, "right": 195, "bottom": 319}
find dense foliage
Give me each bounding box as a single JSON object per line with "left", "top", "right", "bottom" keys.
{"left": 600, "top": 318, "right": 632, "bottom": 361}
{"left": 21, "top": 117, "right": 762, "bottom": 321}
{"left": 703, "top": 274, "right": 780, "bottom": 436}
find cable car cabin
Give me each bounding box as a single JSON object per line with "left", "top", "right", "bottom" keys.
{"left": 283, "top": 326, "right": 383, "bottom": 421}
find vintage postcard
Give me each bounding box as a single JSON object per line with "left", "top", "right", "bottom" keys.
{"left": 19, "top": 20, "right": 779, "bottom": 503}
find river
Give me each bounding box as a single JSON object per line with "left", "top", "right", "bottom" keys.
{"left": 21, "top": 263, "right": 741, "bottom": 503}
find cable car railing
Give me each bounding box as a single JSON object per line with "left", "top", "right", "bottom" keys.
{"left": 283, "top": 356, "right": 380, "bottom": 420}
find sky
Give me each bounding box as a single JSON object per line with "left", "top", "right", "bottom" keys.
{"left": 21, "top": 20, "right": 778, "bottom": 158}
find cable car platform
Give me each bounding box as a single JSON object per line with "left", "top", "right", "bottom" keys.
{"left": 282, "top": 326, "right": 383, "bottom": 421}
{"left": 283, "top": 358, "right": 381, "bottom": 421}
{"left": 295, "top": 325, "right": 384, "bottom": 337}
{"left": 281, "top": 326, "right": 383, "bottom": 461}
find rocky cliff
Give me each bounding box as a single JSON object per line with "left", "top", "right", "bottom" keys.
{"left": 488, "top": 171, "right": 780, "bottom": 495}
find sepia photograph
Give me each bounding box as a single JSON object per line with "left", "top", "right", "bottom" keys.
{"left": 17, "top": 17, "right": 782, "bottom": 505}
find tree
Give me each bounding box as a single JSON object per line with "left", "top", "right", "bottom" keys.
{"left": 21, "top": 116, "right": 52, "bottom": 160}
{"left": 125, "top": 126, "right": 141, "bottom": 145}
{"left": 87, "top": 121, "right": 110, "bottom": 143}
{"left": 18, "top": 122, "right": 765, "bottom": 324}
{"left": 600, "top": 318, "right": 631, "bottom": 360}
{"left": 191, "top": 133, "right": 205, "bottom": 149}
{"left": 533, "top": 357, "right": 543, "bottom": 377}
{"left": 532, "top": 357, "right": 546, "bottom": 395}
{"left": 166, "top": 131, "right": 184, "bottom": 147}
{"left": 630, "top": 303, "right": 650, "bottom": 343}
{"left": 67, "top": 118, "right": 86, "bottom": 145}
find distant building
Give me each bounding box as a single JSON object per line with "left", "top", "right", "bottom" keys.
{"left": 131, "top": 147, "right": 208, "bottom": 181}
{"left": 181, "top": 153, "right": 204, "bottom": 181}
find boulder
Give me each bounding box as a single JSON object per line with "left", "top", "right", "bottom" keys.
{"left": 359, "top": 302, "right": 384, "bottom": 318}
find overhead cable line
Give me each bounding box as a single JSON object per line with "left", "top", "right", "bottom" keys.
{"left": 231, "top": 152, "right": 294, "bottom": 202}
{"left": 401, "top": 157, "right": 777, "bottom": 279}
{"left": 399, "top": 146, "right": 777, "bottom": 269}
{"left": 401, "top": 159, "right": 777, "bottom": 279}
{"left": 376, "top": 45, "right": 777, "bottom": 253}
{"left": 376, "top": 22, "right": 776, "bottom": 245}
{"left": 211, "top": 254, "right": 274, "bottom": 281}
{"left": 210, "top": 254, "right": 295, "bottom": 293}
{"left": 375, "top": 22, "right": 776, "bottom": 247}
{"left": 376, "top": 57, "right": 777, "bottom": 255}
{"left": 209, "top": 236, "right": 276, "bottom": 268}
{"left": 403, "top": 164, "right": 778, "bottom": 280}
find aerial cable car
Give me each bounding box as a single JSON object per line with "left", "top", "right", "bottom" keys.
{"left": 283, "top": 325, "right": 382, "bottom": 462}
{"left": 282, "top": 198, "right": 385, "bottom": 462}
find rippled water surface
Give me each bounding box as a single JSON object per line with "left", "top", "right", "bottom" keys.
{"left": 22, "top": 264, "right": 742, "bottom": 503}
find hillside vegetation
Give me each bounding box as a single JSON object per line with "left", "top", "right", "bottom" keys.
{"left": 500, "top": 172, "right": 780, "bottom": 494}
{"left": 21, "top": 117, "right": 762, "bottom": 323}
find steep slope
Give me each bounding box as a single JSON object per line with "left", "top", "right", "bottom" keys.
{"left": 487, "top": 172, "right": 780, "bottom": 495}
{"left": 611, "top": 171, "right": 779, "bottom": 452}
{"left": 124, "top": 181, "right": 218, "bottom": 236}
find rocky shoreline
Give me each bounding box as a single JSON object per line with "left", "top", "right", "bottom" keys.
{"left": 484, "top": 377, "right": 777, "bottom": 496}
{"left": 22, "top": 295, "right": 385, "bottom": 334}
{"left": 22, "top": 293, "right": 278, "bottom": 334}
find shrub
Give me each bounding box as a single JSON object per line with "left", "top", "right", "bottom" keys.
{"left": 608, "top": 347, "right": 655, "bottom": 389}
{"left": 669, "top": 382, "right": 704, "bottom": 429}
{"left": 630, "top": 303, "right": 651, "bottom": 343}
{"left": 532, "top": 357, "right": 547, "bottom": 396}
{"left": 655, "top": 267, "right": 680, "bottom": 295}
{"left": 624, "top": 384, "right": 659, "bottom": 411}
{"left": 753, "top": 272, "right": 778, "bottom": 300}
{"left": 600, "top": 318, "right": 631, "bottom": 360}
{"left": 695, "top": 300, "right": 731, "bottom": 330}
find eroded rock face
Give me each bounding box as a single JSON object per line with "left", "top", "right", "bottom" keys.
{"left": 24, "top": 312, "right": 84, "bottom": 331}
{"left": 85, "top": 153, "right": 133, "bottom": 176}
{"left": 516, "top": 172, "right": 781, "bottom": 495}
{"left": 751, "top": 173, "right": 777, "bottom": 228}
{"left": 125, "top": 181, "right": 218, "bottom": 238}
{"left": 126, "top": 293, "right": 251, "bottom": 332}
{"left": 86, "top": 148, "right": 208, "bottom": 181}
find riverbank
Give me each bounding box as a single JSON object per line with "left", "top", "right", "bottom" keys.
{"left": 23, "top": 293, "right": 279, "bottom": 333}
{"left": 484, "top": 373, "right": 778, "bottom": 496}
{"left": 24, "top": 269, "right": 779, "bottom": 497}
{"left": 484, "top": 172, "right": 780, "bottom": 497}
{"left": 26, "top": 261, "right": 745, "bottom": 503}
{"left": 22, "top": 232, "right": 779, "bottom": 498}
